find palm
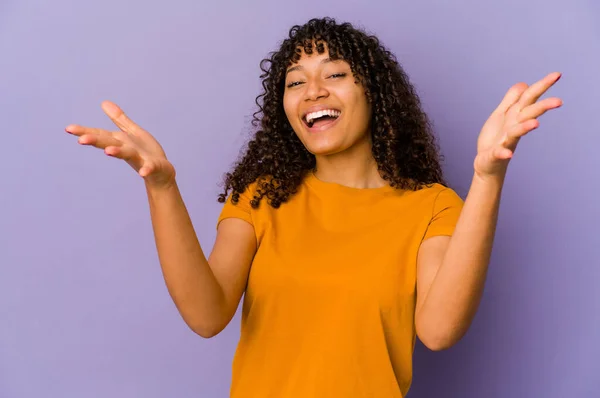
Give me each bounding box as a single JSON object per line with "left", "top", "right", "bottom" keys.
{"left": 473, "top": 72, "right": 562, "bottom": 178}
{"left": 66, "top": 101, "right": 176, "bottom": 188}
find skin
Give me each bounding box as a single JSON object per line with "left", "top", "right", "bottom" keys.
{"left": 415, "top": 72, "right": 562, "bottom": 349}
{"left": 66, "top": 103, "right": 255, "bottom": 338}
{"left": 283, "top": 49, "right": 386, "bottom": 188}
{"left": 65, "top": 47, "right": 562, "bottom": 349}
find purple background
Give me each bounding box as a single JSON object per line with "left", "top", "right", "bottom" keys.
{"left": 1, "top": 0, "right": 599, "bottom": 397}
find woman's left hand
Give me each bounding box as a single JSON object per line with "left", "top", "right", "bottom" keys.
{"left": 473, "top": 72, "right": 562, "bottom": 181}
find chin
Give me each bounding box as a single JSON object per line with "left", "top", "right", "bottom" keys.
{"left": 294, "top": 122, "right": 365, "bottom": 157}
{"left": 304, "top": 141, "right": 349, "bottom": 156}
{"left": 300, "top": 130, "right": 366, "bottom": 158}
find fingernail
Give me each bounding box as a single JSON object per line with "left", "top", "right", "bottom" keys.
{"left": 102, "top": 101, "right": 119, "bottom": 116}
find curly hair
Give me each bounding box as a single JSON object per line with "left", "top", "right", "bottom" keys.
{"left": 218, "top": 17, "right": 446, "bottom": 209}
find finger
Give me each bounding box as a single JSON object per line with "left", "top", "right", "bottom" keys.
{"left": 506, "top": 119, "right": 539, "bottom": 141}
{"left": 138, "top": 161, "right": 155, "bottom": 177}
{"left": 517, "top": 72, "right": 561, "bottom": 108}
{"left": 493, "top": 146, "right": 513, "bottom": 160}
{"left": 104, "top": 145, "right": 141, "bottom": 161}
{"left": 139, "top": 167, "right": 151, "bottom": 177}
{"left": 517, "top": 97, "right": 562, "bottom": 123}
{"left": 65, "top": 124, "right": 110, "bottom": 137}
{"left": 101, "top": 101, "right": 146, "bottom": 136}
{"left": 495, "top": 82, "right": 529, "bottom": 114}
{"left": 78, "top": 133, "right": 122, "bottom": 149}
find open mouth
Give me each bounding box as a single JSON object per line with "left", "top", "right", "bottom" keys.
{"left": 303, "top": 109, "right": 341, "bottom": 129}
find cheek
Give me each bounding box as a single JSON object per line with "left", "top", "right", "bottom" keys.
{"left": 283, "top": 94, "right": 298, "bottom": 124}
{"left": 337, "top": 85, "right": 368, "bottom": 115}
{"left": 355, "top": 95, "right": 372, "bottom": 127}
{"left": 345, "top": 93, "right": 371, "bottom": 128}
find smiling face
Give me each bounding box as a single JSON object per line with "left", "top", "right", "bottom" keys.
{"left": 283, "top": 47, "right": 372, "bottom": 157}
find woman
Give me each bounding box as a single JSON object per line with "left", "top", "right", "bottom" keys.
{"left": 65, "top": 17, "right": 561, "bottom": 398}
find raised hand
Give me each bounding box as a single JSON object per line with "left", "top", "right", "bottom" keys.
{"left": 66, "top": 101, "right": 176, "bottom": 188}
{"left": 473, "top": 72, "right": 563, "bottom": 180}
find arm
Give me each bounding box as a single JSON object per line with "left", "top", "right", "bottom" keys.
{"left": 415, "top": 72, "right": 562, "bottom": 351}
{"left": 147, "top": 181, "right": 256, "bottom": 338}
{"left": 415, "top": 174, "right": 502, "bottom": 350}
{"left": 66, "top": 101, "right": 256, "bottom": 339}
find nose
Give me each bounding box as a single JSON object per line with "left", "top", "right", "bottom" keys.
{"left": 304, "top": 78, "right": 329, "bottom": 101}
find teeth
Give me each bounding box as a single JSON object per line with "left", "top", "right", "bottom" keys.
{"left": 305, "top": 109, "right": 341, "bottom": 124}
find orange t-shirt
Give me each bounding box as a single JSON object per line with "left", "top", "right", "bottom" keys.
{"left": 217, "top": 172, "right": 464, "bottom": 398}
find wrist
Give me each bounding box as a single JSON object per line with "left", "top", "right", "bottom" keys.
{"left": 145, "top": 177, "right": 178, "bottom": 197}
{"left": 472, "top": 171, "right": 505, "bottom": 192}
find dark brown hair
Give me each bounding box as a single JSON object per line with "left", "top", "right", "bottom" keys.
{"left": 218, "top": 17, "right": 446, "bottom": 208}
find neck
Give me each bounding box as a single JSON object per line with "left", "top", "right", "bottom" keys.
{"left": 313, "top": 137, "right": 388, "bottom": 189}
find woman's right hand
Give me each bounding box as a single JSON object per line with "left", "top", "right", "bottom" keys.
{"left": 66, "top": 101, "right": 176, "bottom": 189}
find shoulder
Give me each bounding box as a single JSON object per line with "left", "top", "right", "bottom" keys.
{"left": 416, "top": 182, "right": 452, "bottom": 194}
{"left": 422, "top": 183, "right": 464, "bottom": 212}
{"left": 402, "top": 182, "right": 461, "bottom": 202}
{"left": 229, "top": 175, "right": 274, "bottom": 202}
{"left": 397, "top": 182, "right": 464, "bottom": 219}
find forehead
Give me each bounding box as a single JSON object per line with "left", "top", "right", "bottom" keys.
{"left": 286, "top": 47, "right": 346, "bottom": 74}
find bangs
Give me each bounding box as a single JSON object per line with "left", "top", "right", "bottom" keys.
{"left": 285, "top": 39, "right": 345, "bottom": 70}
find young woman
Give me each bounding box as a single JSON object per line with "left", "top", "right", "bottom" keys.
{"left": 65, "top": 17, "right": 562, "bottom": 398}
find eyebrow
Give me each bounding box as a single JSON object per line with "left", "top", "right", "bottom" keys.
{"left": 286, "top": 57, "right": 335, "bottom": 74}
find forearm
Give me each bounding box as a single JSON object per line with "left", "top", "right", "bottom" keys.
{"left": 418, "top": 173, "right": 504, "bottom": 347}
{"left": 145, "top": 181, "right": 227, "bottom": 337}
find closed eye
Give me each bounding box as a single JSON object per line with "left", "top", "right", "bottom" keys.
{"left": 286, "top": 72, "right": 346, "bottom": 88}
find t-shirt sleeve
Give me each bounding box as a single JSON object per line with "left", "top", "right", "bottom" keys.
{"left": 217, "top": 187, "right": 255, "bottom": 228}
{"left": 423, "top": 187, "right": 464, "bottom": 240}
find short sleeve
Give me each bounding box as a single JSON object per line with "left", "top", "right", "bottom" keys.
{"left": 217, "top": 187, "right": 255, "bottom": 229}
{"left": 423, "top": 187, "right": 464, "bottom": 240}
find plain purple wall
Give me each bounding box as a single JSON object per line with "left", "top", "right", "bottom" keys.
{"left": 1, "top": 0, "right": 599, "bottom": 397}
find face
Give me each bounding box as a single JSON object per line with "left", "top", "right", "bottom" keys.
{"left": 283, "top": 47, "right": 372, "bottom": 156}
